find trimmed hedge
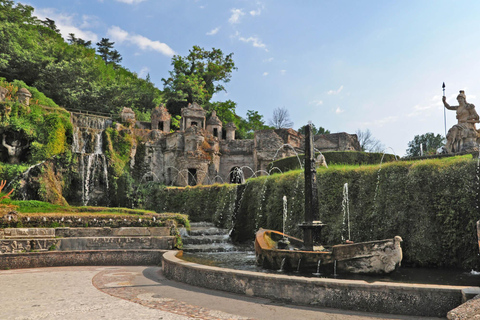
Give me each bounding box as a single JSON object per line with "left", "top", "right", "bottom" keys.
{"left": 269, "top": 151, "right": 397, "bottom": 173}
{"left": 145, "top": 155, "right": 480, "bottom": 270}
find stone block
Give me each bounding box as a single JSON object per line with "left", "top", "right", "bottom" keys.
{"left": 2, "top": 228, "right": 55, "bottom": 239}
{"left": 57, "top": 236, "right": 174, "bottom": 251}
{"left": 462, "top": 287, "right": 480, "bottom": 303}
{"left": 0, "top": 239, "right": 58, "bottom": 253}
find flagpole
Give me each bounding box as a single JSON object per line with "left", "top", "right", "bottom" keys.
{"left": 443, "top": 82, "right": 446, "bottom": 138}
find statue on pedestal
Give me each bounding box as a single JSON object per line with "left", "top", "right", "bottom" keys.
{"left": 442, "top": 90, "right": 480, "bottom": 153}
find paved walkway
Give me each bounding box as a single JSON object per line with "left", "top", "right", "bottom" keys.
{"left": 0, "top": 266, "right": 443, "bottom": 320}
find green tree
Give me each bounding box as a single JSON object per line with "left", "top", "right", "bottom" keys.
{"left": 205, "top": 100, "right": 237, "bottom": 124}
{"left": 41, "top": 18, "right": 60, "bottom": 33}
{"left": 406, "top": 133, "right": 445, "bottom": 157}
{"left": 298, "top": 123, "right": 330, "bottom": 135}
{"left": 67, "top": 33, "right": 92, "bottom": 48}
{"left": 96, "top": 38, "right": 122, "bottom": 67}
{"left": 162, "top": 45, "right": 236, "bottom": 116}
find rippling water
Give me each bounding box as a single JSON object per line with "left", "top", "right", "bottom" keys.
{"left": 181, "top": 251, "right": 480, "bottom": 286}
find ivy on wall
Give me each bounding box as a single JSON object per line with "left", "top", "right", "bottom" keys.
{"left": 146, "top": 155, "right": 480, "bottom": 270}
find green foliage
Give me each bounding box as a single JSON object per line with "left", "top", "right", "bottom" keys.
{"left": 298, "top": 124, "right": 330, "bottom": 135}
{"left": 406, "top": 132, "right": 446, "bottom": 157}
{"left": 149, "top": 156, "right": 480, "bottom": 270}
{"left": 96, "top": 38, "right": 122, "bottom": 67}
{"left": 162, "top": 46, "right": 236, "bottom": 116}
{"left": 204, "top": 100, "right": 237, "bottom": 124}
{"left": 236, "top": 110, "right": 272, "bottom": 139}
{"left": 0, "top": 79, "right": 71, "bottom": 163}
{"left": 270, "top": 151, "right": 397, "bottom": 173}
{"left": 0, "top": 2, "right": 161, "bottom": 114}
{"left": 142, "top": 184, "right": 237, "bottom": 229}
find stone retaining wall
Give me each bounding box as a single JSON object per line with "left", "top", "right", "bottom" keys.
{"left": 57, "top": 236, "right": 174, "bottom": 250}
{"left": 162, "top": 251, "right": 468, "bottom": 318}
{"left": 0, "top": 250, "right": 165, "bottom": 269}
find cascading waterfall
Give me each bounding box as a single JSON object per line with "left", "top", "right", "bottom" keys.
{"left": 70, "top": 112, "right": 112, "bottom": 206}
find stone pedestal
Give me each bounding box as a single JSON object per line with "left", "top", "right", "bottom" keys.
{"left": 299, "top": 221, "right": 325, "bottom": 251}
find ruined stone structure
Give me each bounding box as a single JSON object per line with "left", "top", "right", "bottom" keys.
{"left": 17, "top": 87, "right": 31, "bottom": 106}
{"left": 129, "top": 103, "right": 360, "bottom": 186}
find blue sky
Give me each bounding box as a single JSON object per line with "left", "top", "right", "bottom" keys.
{"left": 25, "top": 0, "right": 480, "bottom": 156}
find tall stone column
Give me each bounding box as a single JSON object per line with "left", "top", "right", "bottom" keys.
{"left": 299, "top": 123, "right": 324, "bottom": 250}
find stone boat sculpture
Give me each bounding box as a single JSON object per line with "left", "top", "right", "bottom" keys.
{"left": 255, "top": 228, "right": 403, "bottom": 274}
{"left": 254, "top": 124, "right": 403, "bottom": 275}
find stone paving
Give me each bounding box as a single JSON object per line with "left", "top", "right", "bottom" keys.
{"left": 0, "top": 266, "right": 443, "bottom": 320}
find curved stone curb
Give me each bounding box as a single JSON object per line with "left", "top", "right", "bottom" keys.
{"left": 0, "top": 249, "right": 167, "bottom": 270}
{"left": 162, "top": 251, "right": 471, "bottom": 318}
{"left": 92, "top": 268, "right": 253, "bottom": 320}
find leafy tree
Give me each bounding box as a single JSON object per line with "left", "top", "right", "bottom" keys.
{"left": 96, "top": 38, "right": 122, "bottom": 67}
{"left": 205, "top": 100, "right": 237, "bottom": 124}
{"left": 406, "top": 133, "right": 445, "bottom": 157}
{"left": 67, "top": 33, "right": 92, "bottom": 48}
{"left": 298, "top": 123, "right": 330, "bottom": 135}
{"left": 162, "top": 45, "right": 236, "bottom": 116}
{"left": 41, "top": 18, "right": 60, "bottom": 33}
{"left": 234, "top": 110, "right": 271, "bottom": 139}
{"left": 356, "top": 129, "right": 384, "bottom": 152}
{"left": 268, "top": 107, "right": 294, "bottom": 129}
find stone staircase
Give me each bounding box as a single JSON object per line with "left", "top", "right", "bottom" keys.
{"left": 182, "top": 222, "right": 237, "bottom": 252}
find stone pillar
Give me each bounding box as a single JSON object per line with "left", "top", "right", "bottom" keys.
{"left": 225, "top": 122, "right": 237, "bottom": 141}
{"left": 299, "top": 124, "right": 324, "bottom": 250}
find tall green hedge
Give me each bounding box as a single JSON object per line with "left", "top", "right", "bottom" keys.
{"left": 270, "top": 151, "right": 397, "bottom": 173}
{"left": 145, "top": 155, "right": 480, "bottom": 270}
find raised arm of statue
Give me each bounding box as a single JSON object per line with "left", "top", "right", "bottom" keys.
{"left": 442, "top": 96, "right": 457, "bottom": 110}
{"left": 2, "top": 134, "right": 15, "bottom": 156}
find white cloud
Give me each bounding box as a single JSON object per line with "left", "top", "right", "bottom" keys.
{"left": 407, "top": 95, "right": 444, "bottom": 118}
{"left": 138, "top": 67, "right": 149, "bottom": 78}
{"left": 327, "top": 85, "right": 344, "bottom": 95}
{"left": 107, "top": 26, "right": 175, "bottom": 57}
{"left": 115, "top": 0, "right": 147, "bottom": 4}
{"left": 34, "top": 8, "right": 98, "bottom": 43}
{"left": 206, "top": 27, "right": 220, "bottom": 36}
{"left": 335, "top": 107, "right": 344, "bottom": 114}
{"left": 263, "top": 72, "right": 268, "bottom": 76}
{"left": 263, "top": 57, "right": 274, "bottom": 63}
{"left": 309, "top": 100, "right": 323, "bottom": 106}
{"left": 229, "top": 8, "right": 245, "bottom": 24}
{"left": 280, "top": 69, "right": 286, "bottom": 75}
{"left": 238, "top": 35, "right": 268, "bottom": 51}
{"left": 250, "top": 8, "right": 261, "bottom": 16}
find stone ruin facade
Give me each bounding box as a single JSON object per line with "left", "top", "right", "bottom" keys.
{"left": 126, "top": 102, "right": 361, "bottom": 187}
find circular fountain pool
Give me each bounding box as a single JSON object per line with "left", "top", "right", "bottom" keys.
{"left": 181, "top": 251, "right": 480, "bottom": 286}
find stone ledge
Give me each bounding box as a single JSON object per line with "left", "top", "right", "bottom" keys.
{"left": 447, "top": 293, "right": 480, "bottom": 319}
{"left": 0, "top": 249, "right": 167, "bottom": 270}
{"left": 55, "top": 227, "right": 170, "bottom": 237}
{"left": 162, "top": 251, "right": 471, "bottom": 318}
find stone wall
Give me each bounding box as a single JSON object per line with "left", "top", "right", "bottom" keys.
{"left": 0, "top": 250, "right": 165, "bottom": 269}
{"left": 163, "top": 251, "right": 465, "bottom": 318}
{"left": 314, "top": 132, "right": 361, "bottom": 152}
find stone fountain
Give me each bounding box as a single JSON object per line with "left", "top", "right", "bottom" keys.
{"left": 254, "top": 123, "right": 403, "bottom": 274}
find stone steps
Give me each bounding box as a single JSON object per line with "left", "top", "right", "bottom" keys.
{"left": 182, "top": 221, "right": 235, "bottom": 253}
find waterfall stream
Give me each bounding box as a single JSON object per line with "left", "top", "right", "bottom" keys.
{"left": 70, "top": 112, "right": 112, "bottom": 206}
